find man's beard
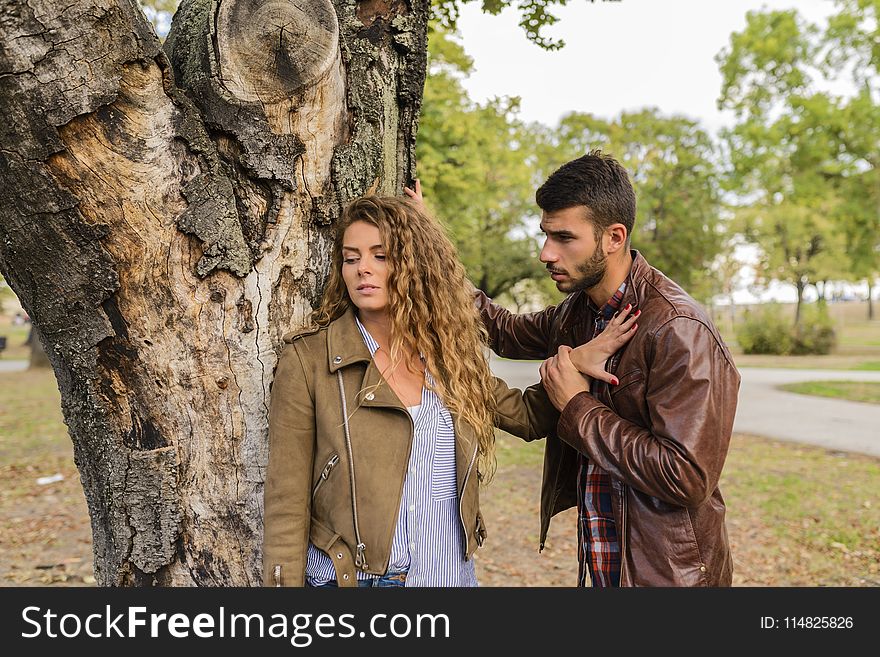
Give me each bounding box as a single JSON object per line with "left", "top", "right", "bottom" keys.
{"left": 562, "top": 247, "right": 606, "bottom": 293}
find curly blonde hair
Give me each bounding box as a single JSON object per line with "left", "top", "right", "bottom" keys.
{"left": 313, "top": 196, "right": 497, "bottom": 481}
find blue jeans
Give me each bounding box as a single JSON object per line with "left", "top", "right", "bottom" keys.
{"left": 308, "top": 571, "right": 407, "bottom": 588}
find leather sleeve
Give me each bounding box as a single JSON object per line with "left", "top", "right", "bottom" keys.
{"left": 492, "top": 377, "right": 559, "bottom": 442}
{"left": 475, "top": 289, "right": 558, "bottom": 360}
{"left": 262, "top": 342, "right": 315, "bottom": 586}
{"left": 555, "top": 317, "right": 740, "bottom": 507}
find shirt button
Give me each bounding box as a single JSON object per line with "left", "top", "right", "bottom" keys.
{"left": 699, "top": 566, "right": 707, "bottom": 572}
{"left": 409, "top": 542, "right": 416, "bottom": 551}
{"left": 409, "top": 504, "right": 415, "bottom": 512}
{"left": 365, "top": 392, "right": 375, "bottom": 401}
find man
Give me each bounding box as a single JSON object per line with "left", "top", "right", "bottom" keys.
{"left": 475, "top": 151, "right": 741, "bottom": 587}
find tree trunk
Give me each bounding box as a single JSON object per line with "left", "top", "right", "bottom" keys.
{"left": 795, "top": 278, "right": 806, "bottom": 325}
{"left": 868, "top": 279, "right": 875, "bottom": 321}
{"left": 0, "top": 0, "right": 427, "bottom": 585}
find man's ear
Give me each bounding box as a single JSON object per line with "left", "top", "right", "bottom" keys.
{"left": 604, "top": 223, "right": 628, "bottom": 255}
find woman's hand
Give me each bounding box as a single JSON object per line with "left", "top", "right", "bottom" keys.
{"left": 569, "top": 305, "right": 640, "bottom": 385}
{"left": 403, "top": 179, "right": 424, "bottom": 209}
{"left": 540, "top": 345, "right": 590, "bottom": 412}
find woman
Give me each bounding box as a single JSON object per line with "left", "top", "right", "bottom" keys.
{"left": 263, "top": 195, "right": 635, "bottom": 587}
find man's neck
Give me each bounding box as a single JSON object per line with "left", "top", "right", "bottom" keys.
{"left": 587, "top": 250, "right": 634, "bottom": 307}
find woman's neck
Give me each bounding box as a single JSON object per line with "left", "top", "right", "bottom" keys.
{"left": 357, "top": 310, "right": 392, "bottom": 350}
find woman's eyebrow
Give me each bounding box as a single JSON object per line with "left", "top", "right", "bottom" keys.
{"left": 342, "top": 244, "right": 384, "bottom": 252}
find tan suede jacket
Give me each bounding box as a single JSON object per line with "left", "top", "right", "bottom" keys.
{"left": 478, "top": 251, "right": 741, "bottom": 586}
{"left": 262, "top": 307, "right": 554, "bottom": 586}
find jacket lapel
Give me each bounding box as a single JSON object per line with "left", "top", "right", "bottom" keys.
{"left": 326, "top": 307, "right": 405, "bottom": 412}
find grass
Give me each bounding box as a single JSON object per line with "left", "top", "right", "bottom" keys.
{"left": 0, "top": 370, "right": 68, "bottom": 460}
{"left": 488, "top": 430, "right": 880, "bottom": 586}
{"left": 0, "top": 323, "right": 30, "bottom": 361}
{"left": 0, "top": 369, "right": 94, "bottom": 585}
{"left": 721, "top": 435, "right": 880, "bottom": 586}
{"left": 779, "top": 381, "right": 880, "bottom": 405}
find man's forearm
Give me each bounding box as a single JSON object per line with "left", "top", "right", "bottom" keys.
{"left": 475, "top": 289, "right": 554, "bottom": 359}
{"left": 556, "top": 391, "right": 731, "bottom": 508}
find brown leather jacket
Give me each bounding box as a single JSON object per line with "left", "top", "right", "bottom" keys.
{"left": 478, "top": 251, "right": 740, "bottom": 586}
{"left": 263, "top": 307, "right": 554, "bottom": 586}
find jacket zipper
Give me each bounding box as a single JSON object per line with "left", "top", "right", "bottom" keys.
{"left": 337, "top": 371, "right": 368, "bottom": 570}
{"left": 312, "top": 454, "right": 340, "bottom": 497}
{"left": 618, "top": 484, "right": 629, "bottom": 586}
{"left": 273, "top": 564, "right": 282, "bottom": 587}
{"left": 458, "top": 441, "right": 479, "bottom": 558}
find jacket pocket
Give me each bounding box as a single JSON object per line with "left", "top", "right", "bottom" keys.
{"left": 312, "top": 453, "right": 340, "bottom": 498}
{"left": 609, "top": 368, "right": 644, "bottom": 397}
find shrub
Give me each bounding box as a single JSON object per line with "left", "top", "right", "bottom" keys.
{"left": 735, "top": 304, "right": 793, "bottom": 355}
{"left": 791, "top": 303, "right": 837, "bottom": 355}
{"left": 734, "top": 302, "right": 838, "bottom": 355}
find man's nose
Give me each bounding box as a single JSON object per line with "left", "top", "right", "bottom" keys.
{"left": 539, "top": 241, "right": 556, "bottom": 264}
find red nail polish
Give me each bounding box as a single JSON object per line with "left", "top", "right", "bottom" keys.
{"left": 612, "top": 378, "right": 619, "bottom": 385}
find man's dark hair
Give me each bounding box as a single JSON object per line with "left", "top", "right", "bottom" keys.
{"left": 536, "top": 150, "right": 637, "bottom": 240}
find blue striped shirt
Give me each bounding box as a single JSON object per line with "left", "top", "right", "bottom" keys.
{"left": 305, "top": 317, "right": 477, "bottom": 587}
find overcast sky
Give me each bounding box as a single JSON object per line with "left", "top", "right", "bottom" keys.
{"left": 455, "top": 0, "right": 840, "bottom": 134}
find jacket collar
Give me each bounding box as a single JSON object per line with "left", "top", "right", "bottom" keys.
{"left": 324, "top": 306, "right": 478, "bottom": 475}
{"left": 619, "top": 249, "right": 648, "bottom": 314}
{"left": 325, "top": 307, "right": 405, "bottom": 412}
{"left": 326, "top": 306, "right": 373, "bottom": 373}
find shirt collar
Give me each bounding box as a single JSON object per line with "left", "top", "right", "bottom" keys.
{"left": 354, "top": 314, "right": 380, "bottom": 357}
{"left": 595, "top": 281, "right": 627, "bottom": 331}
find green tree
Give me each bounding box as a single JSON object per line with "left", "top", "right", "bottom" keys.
{"left": 823, "top": 0, "right": 880, "bottom": 318}
{"left": 541, "top": 109, "right": 725, "bottom": 300}
{"left": 717, "top": 3, "right": 879, "bottom": 321}
{"left": 417, "top": 27, "right": 544, "bottom": 299}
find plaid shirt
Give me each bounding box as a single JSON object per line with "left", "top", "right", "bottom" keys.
{"left": 576, "top": 282, "right": 626, "bottom": 587}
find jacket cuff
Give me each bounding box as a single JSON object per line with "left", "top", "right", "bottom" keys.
{"left": 557, "top": 390, "right": 602, "bottom": 445}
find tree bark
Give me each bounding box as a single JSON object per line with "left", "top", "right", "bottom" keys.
{"left": 795, "top": 278, "right": 806, "bottom": 325}
{"left": 868, "top": 279, "right": 875, "bottom": 321}
{"left": 0, "top": 0, "right": 427, "bottom": 585}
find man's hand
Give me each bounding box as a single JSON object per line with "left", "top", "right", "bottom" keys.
{"left": 403, "top": 179, "right": 424, "bottom": 210}
{"left": 540, "top": 345, "right": 591, "bottom": 412}
{"left": 569, "top": 305, "right": 639, "bottom": 385}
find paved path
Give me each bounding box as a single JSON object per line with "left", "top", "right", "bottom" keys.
{"left": 489, "top": 356, "right": 880, "bottom": 458}
{"left": 0, "top": 359, "right": 27, "bottom": 373}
